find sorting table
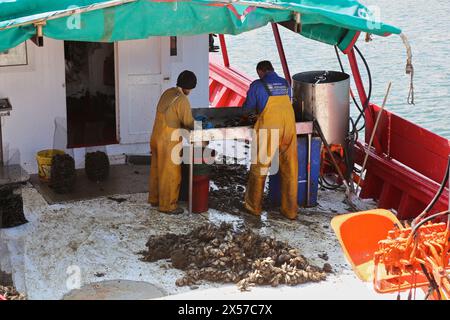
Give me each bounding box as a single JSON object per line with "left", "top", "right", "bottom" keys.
{"left": 187, "top": 107, "right": 314, "bottom": 214}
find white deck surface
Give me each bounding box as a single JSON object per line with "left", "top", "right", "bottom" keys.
{"left": 0, "top": 183, "right": 424, "bottom": 300}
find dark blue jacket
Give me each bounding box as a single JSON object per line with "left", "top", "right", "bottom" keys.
{"left": 243, "top": 71, "right": 291, "bottom": 113}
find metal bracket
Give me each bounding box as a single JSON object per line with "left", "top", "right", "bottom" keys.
{"left": 294, "top": 12, "right": 302, "bottom": 33}
{"left": 31, "top": 21, "right": 46, "bottom": 47}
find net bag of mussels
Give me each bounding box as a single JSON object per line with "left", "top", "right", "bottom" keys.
{"left": 85, "top": 151, "right": 110, "bottom": 182}
{"left": 49, "top": 154, "right": 76, "bottom": 194}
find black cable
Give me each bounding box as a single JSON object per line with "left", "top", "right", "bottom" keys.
{"left": 412, "top": 156, "right": 450, "bottom": 226}
{"left": 424, "top": 287, "right": 434, "bottom": 300}
{"left": 348, "top": 116, "right": 359, "bottom": 142}
{"left": 334, "top": 45, "right": 371, "bottom": 134}
{"left": 420, "top": 263, "right": 442, "bottom": 300}
{"left": 322, "top": 176, "right": 341, "bottom": 188}
{"left": 334, "top": 44, "right": 344, "bottom": 70}
{"left": 349, "top": 117, "right": 357, "bottom": 139}
{"left": 319, "top": 177, "right": 341, "bottom": 190}
{"left": 353, "top": 45, "right": 372, "bottom": 132}
{"left": 345, "top": 128, "right": 357, "bottom": 181}
{"left": 335, "top": 44, "right": 373, "bottom": 133}
{"left": 334, "top": 45, "right": 372, "bottom": 132}
{"left": 334, "top": 46, "right": 364, "bottom": 116}
{"left": 411, "top": 210, "right": 450, "bottom": 236}
{"left": 334, "top": 45, "right": 373, "bottom": 184}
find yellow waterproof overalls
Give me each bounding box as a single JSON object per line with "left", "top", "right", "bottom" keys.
{"left": 244, "top": 83, "right": 298, "bottom": 219}
{"left": 148, "top": 87, "right": 194, "bottom": 212}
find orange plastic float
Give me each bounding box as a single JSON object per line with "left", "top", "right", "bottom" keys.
{"left": 331, "top": 209, "right": 402, "bottom": 281}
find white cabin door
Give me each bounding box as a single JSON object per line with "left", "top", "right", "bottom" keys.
{"left": 118, "top": 37, "right": 170, "bottom": 144}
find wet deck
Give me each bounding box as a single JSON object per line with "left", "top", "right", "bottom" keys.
{"left": 0, "top": 181, "right": 407, "bottom": 300}
{"left": 29, "top": 164, "right": 150, "bottom": 204}
{"left": 0, "top": 142, "right": 413, "bottom": 300}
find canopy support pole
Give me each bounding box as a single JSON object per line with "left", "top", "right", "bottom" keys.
{"left": 347, "top": 48, "right": 382, "bottom": 153}
{"left": 271, "top": 23, "right": 291, "bottom": 86}
{"left": 219, "top": 34, "right": 230, "bottom": 68}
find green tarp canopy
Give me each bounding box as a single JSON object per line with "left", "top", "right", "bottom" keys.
{"left": 0, "top": 0, "right": 401, "bottom": 52}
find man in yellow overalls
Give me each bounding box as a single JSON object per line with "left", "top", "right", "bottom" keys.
{"left": 243, "top": 61, "right": 298, "bottom": 219}
{"left": 148, "top": 71, "right": 196, "bottom": 214}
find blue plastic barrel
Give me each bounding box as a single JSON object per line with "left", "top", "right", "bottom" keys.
{"left": 268, "top": 136, "right": 321, "bottom": 207}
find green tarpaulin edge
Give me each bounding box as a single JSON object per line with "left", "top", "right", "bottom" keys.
{"left": 0, "top": 0, "right": 401, "bottom": 52}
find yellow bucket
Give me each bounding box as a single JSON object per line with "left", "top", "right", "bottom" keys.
{"left": 36, "top": 149, "right": 65, "bottom": 182}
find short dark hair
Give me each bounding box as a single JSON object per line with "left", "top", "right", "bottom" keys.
{"left": 176, "top": 70, "right": 197, "bottom": 89}
{"left": 256, "top": 61, "right": 274, "bottom": 73}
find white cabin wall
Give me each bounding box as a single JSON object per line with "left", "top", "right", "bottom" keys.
{"left": 170, "top": 35, "right": 209, "bottom": 108}
{"left": 0, "top": 35, "right": 209, "bottom": 174}
{"left": 0, "top": 39, "right": 66, "bottom": 174}
{"left": 106, "top": 35, "right": 209, "bottom": 158}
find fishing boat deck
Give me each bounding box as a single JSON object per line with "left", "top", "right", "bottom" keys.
{"left": 0, "top": 140, "right": 423, "bottom": 300}
{"left": 1, "top": 177, "right": 415, "bottom": 300}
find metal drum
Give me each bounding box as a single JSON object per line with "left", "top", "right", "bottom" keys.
{"left": 292, "top": 71, "right": 350, "bottom": 146}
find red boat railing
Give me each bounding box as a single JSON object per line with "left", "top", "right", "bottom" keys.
{"left": 209, "top": 56, "right": 252, "bottom": 107}
{"left": 347, "top": 46, "right": 449, "bottom": 219}
{"left": 354, "top": 105, "right": 449, "bottom": 219}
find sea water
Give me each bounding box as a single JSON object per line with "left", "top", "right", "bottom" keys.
{"left": 227, "top": 0, "right": 450, "bottom": 138}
